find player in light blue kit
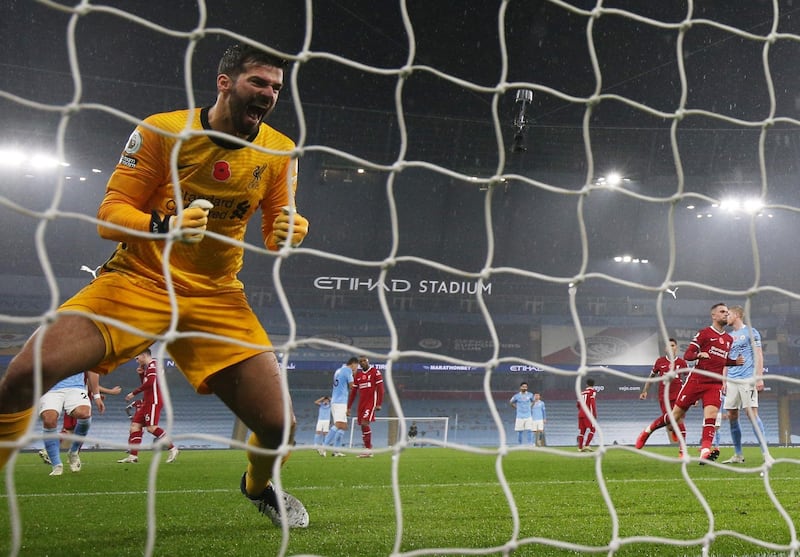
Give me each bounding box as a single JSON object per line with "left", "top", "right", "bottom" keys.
{"left": 38, "top": 371, "right": 104, "bottom": 475}
{"left": 313, "top": 396, "right": 331, "bottom": 456}
{"left": 721, "top": 305, "right": 770, "bottom": 464}
{"left": 510, "top": 382, "right": 535, "bottom": 445}
{"left": 531, "top": 392, "right": 547, "bottom": 446}
{"left": 323, "top": 357, "right": 358, "bottom": 456}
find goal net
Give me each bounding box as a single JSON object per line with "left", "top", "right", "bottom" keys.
{"left": 348, "top": 416, "right": 449, "bottom": 448}
{"left": 3, "top": 1, "right": 800, "bottom": 556}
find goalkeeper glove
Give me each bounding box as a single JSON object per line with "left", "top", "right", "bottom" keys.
{"left": 150, "top": 199, "right": 214, "bottom": 244}
{"left": 269, "top": 206, "right": 309, "bottom": 248}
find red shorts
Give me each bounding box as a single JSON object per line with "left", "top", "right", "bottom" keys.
{"left": 656, "top": 388, "right": 679, "bottom": 415}
{"left": 578, "top": 416, "right": 594, "bottom": 432}
{"left": 132, "top": 401, "right": 163, "bottom": 427}
{"left": 358, "top": 405, "right": 377, "bottom": 423}
{"left": 674, "top": 378, "right": 722, "bottom": 411}
{"left": 59, "top": 272, "right": 271, "bottom": 394}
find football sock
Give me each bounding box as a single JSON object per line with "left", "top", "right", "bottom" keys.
{"left": 517, "top": 431, "right": 523, "bottom": 444}
{"left": 362, "top": 426, "right": 372, "bottom": 449}
{"left": 128, "top": 430, "right": 143, "bottom": 456}
{"left": 0, "top": 408, "right": 34, "bottom": 470}
{"left": 584, "top": 428, "right": 595, "bottom": 447}
{"left": 334, "top": 428, "right": 345, "bottom": 447}
{"left": 314, "top": 432, "right": 324, "bottom": 445}
{"left": 577, "top": 434, "right": 583, "bottom": 450}
{"left": 323, "top": 425, "right": 338, "bottom": 446}
{"left": 44, "top": 429, "right": 61, "bottom": 466}
{"left": 730, "top": 418, "right": 742, "bottom": 454}
{"left": 701, "top": 418, "right": 716, "bottom": 449}
{"left": 70, "top": 417, "right": 91, "bottom": 453}
{"left": 647, "top": 412, "right": 670, "bottom": 433}
{"left": 757, "top": 418, "right": 767, "bottom": 453}
{"left": 243, "top": 428, "right": 293, "bottom": 497}
{"left": 153, "top": 428, "right": 174, "bottom": 449}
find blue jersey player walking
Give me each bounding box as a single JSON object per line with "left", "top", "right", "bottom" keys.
{"left": 323, "top": 358, "right": 358, "bottom": 456}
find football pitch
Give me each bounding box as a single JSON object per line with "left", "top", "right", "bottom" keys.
{"left": 1, "top": 446, "right": 799, "bottom": 556}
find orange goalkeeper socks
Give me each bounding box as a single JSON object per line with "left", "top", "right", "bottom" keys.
{"left": 0, "top": 408, "right": 34, "bottom": 470}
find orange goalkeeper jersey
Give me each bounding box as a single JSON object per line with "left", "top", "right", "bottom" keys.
{"left": 97, "top": 107, "right": 297, "bottom": 294}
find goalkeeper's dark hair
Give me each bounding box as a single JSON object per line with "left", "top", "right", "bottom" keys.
{"left": 218, "top": 44, "right": 289, "bottom": 78}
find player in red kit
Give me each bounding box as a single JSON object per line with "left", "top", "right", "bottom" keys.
{"left": 577, "top": 378, "right": 597, "bottom": 452}
{"left": 117, "top": 347, "right": 179, "bottom": 464}
{"left": 347, "top": 355, "right": 384, "bottom": 458}
{"left": 639, "top": 338, "right": 688, "bottom": 444}
{"left": 635, "top": 303, "right": 744, "bottom": 461}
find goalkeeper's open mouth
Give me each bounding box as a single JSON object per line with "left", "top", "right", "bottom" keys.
{"left": 245, "top": 103, "right": 268, "bottom": 127}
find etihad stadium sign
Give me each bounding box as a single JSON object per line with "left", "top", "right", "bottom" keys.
{"left": 313, "top": 276, "right": 492, "bottom": 295}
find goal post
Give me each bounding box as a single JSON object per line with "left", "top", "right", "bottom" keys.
{"left": 348, "top": 417, "right": 449, "bottom": 448}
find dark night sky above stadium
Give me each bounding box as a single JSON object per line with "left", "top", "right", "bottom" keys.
{"left": 3, "top": 1, "right": 800, "bottom": 297}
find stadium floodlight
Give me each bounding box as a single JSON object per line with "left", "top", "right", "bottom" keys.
{"left": 0, "top": 148, "right": 26, "bottom": 167}
{"left": 613, "top": 255, "right": 649, "bottom": 264}
{"left": 593, "top": 172, "right": 630, "bottom": 188}
{"left": 696, "top": 196, "right": 767, "bottom": 219}
{"left": 28, "top": 154, "right": 62, "bottom": 169}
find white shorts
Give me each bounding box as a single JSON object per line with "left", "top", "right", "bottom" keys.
{"left": 532, "top": 419, "right": 545, "bottom": 432}
{"left": 39, "top": 388, "right": 90, "bottom": 417}
{"left": 724, "top": 381, "right": 759, "bottom": 410}
{"left": 331, "top": 403, "right": 348, "bottom": 424}
{"left": 316, "top": 419, "right": 330, "bottom": 433}
{"left": 515, "top": 417, "right": 534, "bottom": 431}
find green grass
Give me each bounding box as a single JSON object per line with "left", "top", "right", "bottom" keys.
{"left": 1, "top": 446, "right": 799, "bottom": 556}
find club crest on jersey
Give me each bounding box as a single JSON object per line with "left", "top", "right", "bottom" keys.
{"left": 247, "top": 164, "right": 267, "bottom": 190}
{"left": 124, "top": 130, "right": 143, "bottom": 154}
{"left": 213, "top": 160, "right": 231, "bottom": 181}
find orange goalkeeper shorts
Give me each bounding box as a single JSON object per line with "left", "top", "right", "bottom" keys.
{"left": 59, "top": 271, "right": 272, "bottom": 394}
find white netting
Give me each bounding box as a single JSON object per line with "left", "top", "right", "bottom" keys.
{"left": 4, "top": 1, "right": 800, "bottom": 556}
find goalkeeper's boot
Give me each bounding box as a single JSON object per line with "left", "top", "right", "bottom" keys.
{"left": 68, "top": 451, "right": 81, "bottom": 473}
{"left": 38, "top": 449, "right": 52, "bottom": 465}
{"left": 240, "top": 473, "right": 309, "bottom": 528}
{"left": 635, "top": 430, "right": 650, "bottom": 449}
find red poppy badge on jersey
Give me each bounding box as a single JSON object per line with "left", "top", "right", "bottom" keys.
{"left": 213, "top": 160, "right": 231, "bottom": 181}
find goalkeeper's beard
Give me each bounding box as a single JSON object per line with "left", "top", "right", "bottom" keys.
{"left": 228, "top": 91, "right": 272, "bottom": 137}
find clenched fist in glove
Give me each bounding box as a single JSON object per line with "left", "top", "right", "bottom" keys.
{"left": 151, "top": 199, "right": 214, "bottom": 244}
{"left": 268, "top": 206, "right": 309, "bottom": 249}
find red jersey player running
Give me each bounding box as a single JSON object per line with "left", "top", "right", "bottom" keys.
{"left": 347, "top": 355, "right": 384, "bottom": 458}
{"left": 635, "top": 303, "right": 744, "bottom": 461}
{"left": 639, "top": 338, "right": 688, "bottom": 444}
{"left": 118, "top": 348, "right": 179, "bottom": 463}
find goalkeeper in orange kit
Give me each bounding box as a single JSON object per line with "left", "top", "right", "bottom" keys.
{"left": 0, "top": 43, "right": 309, "bottom": 528}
